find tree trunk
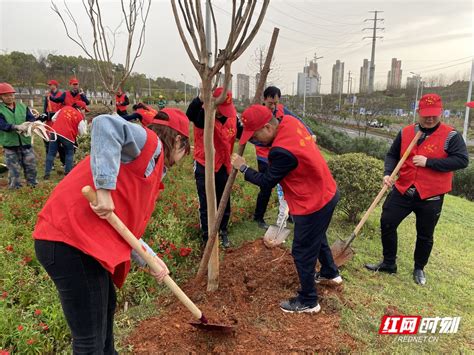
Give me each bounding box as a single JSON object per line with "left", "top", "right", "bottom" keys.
{"left": 201, "top": 79, "right": 219, "bottom": 291}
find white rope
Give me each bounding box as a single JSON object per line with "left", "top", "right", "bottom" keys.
{"left": 22, "top": 121, "right": 57, "bottom": 143}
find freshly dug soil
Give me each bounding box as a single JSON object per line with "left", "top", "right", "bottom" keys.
{"left": 127, "top": 240, "right": 357, "bottom": 353}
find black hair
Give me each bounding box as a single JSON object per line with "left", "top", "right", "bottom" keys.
{"left": 263, "top": 86, "right": 281, "bottom": 99}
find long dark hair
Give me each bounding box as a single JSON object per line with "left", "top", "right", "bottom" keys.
{"left": 148, "top": 111, "right": 190, "bottom": 166}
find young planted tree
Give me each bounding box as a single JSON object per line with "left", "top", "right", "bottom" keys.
{"left": 171, "top": 0, "right": 270, "bottom": 291}
{"left": 51, "top": 0, "right": 151, "bottom": 107}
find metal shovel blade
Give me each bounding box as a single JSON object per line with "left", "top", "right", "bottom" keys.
{"left": 330, "top": 238, "right": 355, "bottom": 268}
{"left": 189, "top": 321, "right": 235, "bottom": 333}
{"left": 263, "top": 225, "right": 291, "bottom": 248}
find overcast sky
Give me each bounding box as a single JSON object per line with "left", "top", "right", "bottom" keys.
{"left": 0, "top": 0, "right": 472, "bottom": 94}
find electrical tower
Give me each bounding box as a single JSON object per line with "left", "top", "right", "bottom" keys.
{"left": 363, "top": 10, "right": 384, "bottom": 94}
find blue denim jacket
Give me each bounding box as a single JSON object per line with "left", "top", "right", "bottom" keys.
{"left": 90, "top": 114, "right": 162, "bottom": 190}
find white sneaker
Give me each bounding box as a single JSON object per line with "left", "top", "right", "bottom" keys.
{"left": 315, "top": 273, "right": 343, "bottom": 286}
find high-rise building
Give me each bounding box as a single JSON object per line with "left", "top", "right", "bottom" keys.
{"left": 387, "top": 58, "right": 402, "bottom": 90}
{"left": 236, "top": 74, "right": 250, "bottom": 101}
{"left": 406, "top": 76, "right": 418, "bottom": 89}
{"left": 359, "top": 59, "right": 370, "bottom": 94}
{"left": 296, "top": 58, "right": 321, "bottom": 96}
{"left": 331, "top": 60, "right": 344, "bottom": 95}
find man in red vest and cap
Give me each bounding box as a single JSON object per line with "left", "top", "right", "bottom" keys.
{"left": 231, "top": 104, "right": 342, "bottom": 314}
{"left": 186, "top": 87, "right": 242, "bottom": 248}
{"left": 115, "top": 89, "right": 130, "bottom": 117}
{"left": 365, "top": 94, "right": 469, "bottom": 285}
{"left": 44, "top": 102, "right": 88, "bottom": 179}
{"left": 43, "top": 79, "right": 66, "bottom": 163}
{"left": 49, "top": 77, "right": 90, "bottom": 108}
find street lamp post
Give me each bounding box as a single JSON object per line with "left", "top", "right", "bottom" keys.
{"left": 411, "top": 71, "right": 421, "bottom": 123}
{"left": 181, "top": 73, "right": 187, "bottom": 106}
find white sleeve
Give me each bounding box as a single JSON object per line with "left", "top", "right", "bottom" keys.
{"left": 78, "top": 120, "right": 88, "bottom": 135}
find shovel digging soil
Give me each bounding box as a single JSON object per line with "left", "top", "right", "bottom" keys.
{"left": 330, "top": 130, "right": 422, "bottom": 267}
{"left": 263, "top": 209, "right": 291, "bottom": 248}
{"left": 81, "top": 186, "right": 234, "bottom": 333}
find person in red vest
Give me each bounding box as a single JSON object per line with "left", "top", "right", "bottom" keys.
{"left": 186, "top": 87, "right": 242, "bottom": 248}
{"left": 231, "top": 104, "right": 342, "bottom": 313}
{"left": 115, "top": 89, "right": 130, "bottom": 117}
{"left": 122, "top": 102, "right": 158, "bottom": 125}
{"left": 365, "top": 94, "right": 469, "bottom": 285}
{"left": 42, "top": 79, "right": 66, "bottom": 163}
{"left": 253, "top": 86, "right": 314, "bottom": 229}
{"left": 44, "top": 102, "right": 88, "bottom": 179}
{"left": 33, "top": 108, "right": 190, "bottom": 353}
{"left": 49, "top": 77, "right": 90, "bottom": 108}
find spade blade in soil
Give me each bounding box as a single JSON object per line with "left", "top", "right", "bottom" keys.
{"left": 263, "top": 225, "right": 291, "bottom": 247}
{"left": 189, "top": 321, "right": 234, "bottom": 333}
{"left": 330, "top": 239, "right": 355, "bottom": 268}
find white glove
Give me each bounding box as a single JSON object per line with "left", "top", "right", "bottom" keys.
{"left": 14, "top": 122, "right": 32, "bottom": 134}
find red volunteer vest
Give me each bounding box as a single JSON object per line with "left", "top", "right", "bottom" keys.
{"left": 255, "top": 104, "right": 285, "bottom": 160}
{"left": 395, "top": 123, "right": 454, "bottom": 199}
{"left": 47, "top": 90, "right": 64, "bottom": 114}
{"left": 64, "top": 91, "right": 86, "bottom": 107}
{"left": 116, "top": 94, "right": 128, "bottom": 111}
{"left": 52, "top": 106, "right": 83, "bottom": 142}
{"left": 271, "top": 115, "right": 337, "bottom": 215}
{"left": 137, "top": 106, "right": 157, "bottom": 126}
{"left": 33, "top": 129, "right": 165, "bottom": 288}
{"left": 193, "top": 116, "right": 237, "bottom": 173}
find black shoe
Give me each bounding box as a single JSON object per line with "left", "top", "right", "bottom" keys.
{"left": 43, "top": 174, "right": 50, "bottom": 180}
{"left": 413, "top": 269, "right": 426, "bottom": 286}
{"left": 220, "top": 230, "right": 230, "bottom": 249}
{"left": 254, "top": 218, "right": 269, "bottom": 230}
{"left": 280, "top": 297, "right": 321, "bottom": 313}
{"left": 365, "top": 261, "right": 397, "bottom": 274}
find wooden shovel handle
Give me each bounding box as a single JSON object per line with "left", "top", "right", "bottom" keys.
{"left": 346, "top": 130, "right": 422, "bottom": 247}
{"left": 81, "top": 186, "right": 203, "bottom": 321}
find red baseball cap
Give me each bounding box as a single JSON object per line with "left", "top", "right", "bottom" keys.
{"left": 48, "top": 79, "right": 59, "bottom": 86}
{"left": 418, "top": 93, "right": 443, "bottom": 117}
{"left": 151, "top": 108, "right": 189, "bottom": 137}
{"left": 465, "top": 101, "right": 474, "bottom": 108}
{"left": 240, "top": 104, "right": 273, "bottom": 144}
{"left": 69, "top": 77, "right": 79, "bottom": 85}
{"left": 213, "top": 87, "right": 237, "bottom": 118}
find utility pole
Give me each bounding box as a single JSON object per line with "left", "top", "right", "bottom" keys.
{"left": 303, "top": 57, "right": 307, "bottom": 118}
{"left": 347, "top": 70, "right": 352, "bottom": 94}
{"left": 363, "top": 10, "right": 384, "bottom": 94}
{"left": 463, "top": 58, "right": 474, "bottom": 142}
{"left": 410, "top": 71, "right": 421, "bottom": 123}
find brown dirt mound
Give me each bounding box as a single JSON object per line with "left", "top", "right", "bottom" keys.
{"left": 127, "top": 240, "right": 357, "bottom": 353}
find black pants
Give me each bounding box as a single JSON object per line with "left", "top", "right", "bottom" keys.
{"left": 44, "top": 141, "right": 66, "bottom": 165}
{"left": 381, "top": 188, "right": 444, "bottom": 270}
{"left": 292, "top": 191, "right": 340, "bottom": 306}
{"left": 253, "top": 160, "right": 273, "bottom": 221}
{"left": 35, "top": 240, "right": 117, "bottom": 355}
{"left": 117, "top": 109, "right": 128, "bottom": 117}
{"left": 194, "top": 161, "right": 231, "bottom": 240}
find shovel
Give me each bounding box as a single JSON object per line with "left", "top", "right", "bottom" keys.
{"left": 81, "top": 186, "right": 233, "bottom": 333}
{"left": 263, "top": 207, "right": 291, "bottom": 248}
{"left": 330, "top": 130, "right": 422, "bottom": 267}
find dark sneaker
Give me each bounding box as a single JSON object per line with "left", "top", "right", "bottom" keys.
{"left": 43, "top": 174, "right": 50, "bottom": 180}
{"left": 220, "top": 230, "right": 230, "bottom": 249}
{"left": 413, "top": 269, "right": 426, "bottom": 286}
{"left": 280, "top": 297, "right": 321, "bottom": 314}
{"left": 254, "top": 218, "right": 269, "bottom": 229}
{"left": 365, "top": 261, "right": 397, "bottom": 274}
{"left": 315, "top": 272, "right": 343, "bottom": 285}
